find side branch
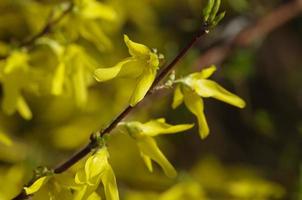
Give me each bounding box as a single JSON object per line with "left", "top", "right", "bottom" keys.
{"left": 54, "top": 24, "right": 209, "bottom": 173}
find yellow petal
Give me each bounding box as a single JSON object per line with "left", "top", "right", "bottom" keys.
{"left": 129, "top": 69, "right": 156, "bottom": 106}
{"left": 199, "top": 65, "right": 217, "bottom": 78}
{"left": 72, "top": 65, "right": 87, "bottom": 107}
{"left": 80, "top": 22, "right": 112, "bottom": 51}
{"left": 172, "top": 85, "right": 184, "bottom": 109}
{"left": 195, "top": 79, "right": 246, "bottom": 108}
{"left": 24, "top": 176, "right": 49, "bottom": 195}
{"left": 101, "top": 165, "right": 119, "bottom": 200}
{"left": 137, "top": 136, "right": 177, "bottom": 178}
{"left": 117, "top": 59, "right": 144, "bottom": 78}
{"left": 17, "top": 96, "right": 32, "bottom": 120}
{"left": 124, "top": 35, "right": 150, "bottom": 59}
{"left": 142, "top": 118, "right": 194, "bottom": 136}
{"left": 140, "top": 152, "right": 153, "bottom": 172}
{"left": 85, "top": 148, "right": 108, "bottom": 184}
{"left": 73, "top": 185, "right": 89, "bottom": 200}
{"left": 75, "top": 169, "right": 86, "bottom": 184}
{"left": 4, "top": 51, "right": 28, "bottom": 74}
{"left": 87, "top": 192, "right": 102, "bottom": 200}
{"left": 81, "top": 0, "right": 116, "bottom": 21}
{"left": 183, "top": 89, "right": 209, "bottom": 139}
{"left": 0, "top": 132, "right": 12, "bottom": 146}
{"left": 2, "top": 79, "right": 20, "bottom": 115}
{"left": 94, "top": 58, "right": 133, "bottom": 82}
{"left": 187, "top": 65, "right": 217, "bottom": 81}
{"left": 51, "top": 62, "right": 65, "bottom": 96}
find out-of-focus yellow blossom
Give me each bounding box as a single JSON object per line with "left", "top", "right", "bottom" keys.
{"left": 0, "top": 51, "right": 32, "bottom": 120}
{"left": 94, "top": 35, "right": 160, "bottom": 106}
{"left": 74, "top": 147, "right": 119, "bottom": 200}
{"left": 0, "top": 132, "right": 12, "bottom": 146}
{"left": 118, "top": 118, "right": 194, "bottom": 177}
{"left": 124, "top": 180, "right": 206, "bottom": 200}
{"left": 172, "top": 65, "right": 246, "bottom": 139}
{"left": 228, "top": 179, "right": 285, "bottom": 199}
{"left": 61, "top": 0, "right": 117, "bottom": 51}
{"left": 159, "top": 181, "right": 206, "bottom": 200}
{"left": 38, "top": 38, "right": 96, "bottom": 108}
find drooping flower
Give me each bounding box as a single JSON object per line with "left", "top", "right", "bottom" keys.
{"left": 63, "top": 0, "right": 117, "bottom": 51}
{"left": 38, "top": 38, "right": 96, "bottom": 108}
{"left": 0, "top": 51, "right": 32, "bottom": 120}
{"left": 94, "top": 35, "right": 160, "bottom": 106}
{"left": 172, "top": 65, "right": 246, "bottom": 139}
{"left": 118, "top": 118, "right": 194, "bottom": 177}
{"left": 74, "top": 147, "right": 119, "bottom": 200}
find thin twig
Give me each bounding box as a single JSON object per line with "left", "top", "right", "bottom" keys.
{"left": 12, "top": 23, "right": 209, "bottom": 200}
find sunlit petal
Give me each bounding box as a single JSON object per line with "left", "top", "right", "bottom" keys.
{"left": 183, "top": 89, "right": 209, "bottom": 139}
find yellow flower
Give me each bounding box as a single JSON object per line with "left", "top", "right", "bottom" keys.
{"left": 94, "top": 35, "right": 160, "bottom": 106}
{"left": 0, "top": 132, "right": 12, "bottom": 146}
{"left": 172, "top": 65, "right": 246, "bottom": 139}
{"left": 74, "top": 147, "right": 119, "bottom": 200}
{"left": 119, "top": 118, "right": 194, "bottom": 177}
{"left": 0, "top": 51, "right": 32, "bottom": 120}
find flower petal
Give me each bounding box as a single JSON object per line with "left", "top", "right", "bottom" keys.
{"left": 172, "top": 85, "right": 184, "bottom": 109}
{"left": 0, "top": 132, "right": 12, "bottom": 146}
{"left": 75, "top": 169, "right": 87, "bottom": 185}
{"left": 94, "top": 58, "right": 133, "bottom": 82}
{"left": 80, "top": 0, "right": 116, "bottom": 21}
{"left": 101, "top": 165, "right": 119, "bottom": 200}
{"left": 17, "top": 96, "right": 32, "bottom": 120}
{"left": 142, "top": 118, "right": 194, "bottom": 137}
{"left": 87, "top": 192, "right": 102, "bottom": 200}
{"left": 85, "top": 148, "right": 108, "bottom": 184}
{"left": 124, "top": 35, "right": 150, "bottom": 59}
{"left": 137, "top": 136, "right": 177, "bottom": 178}
{"left": 24, "top": 176, "right": 49, "bottom": 195}
{"left": 129, "top": 68, "right": 156, "bottom": 106}
{"left": 183, "top": 89, "right": 209, "bottom": 139}
{"left": 199, "top": 65, "right": 217, "bottom": 79}
{"left": 188, "top": 65, "right": 217, "bottom": 81}
{"left": 51, "top": 62, "right": 65, "bottom": 96}
{"left": 72, "top": 65, "right": 87, "bottom": 107}
{"left": 195, "top": 79, "right": 246, "bottom": 108}
{"left": 80, "top": 21, "right": 112, "bottom": 51}
{"left": 140, "top": 152, "right": 153, "bottom": 172}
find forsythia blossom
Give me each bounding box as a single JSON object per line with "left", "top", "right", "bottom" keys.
{"left": 94, "top": 35, "right": 160, "bottom": 106}
{"left": 118, "top": 118, "right": 194, "bottom": 177}
{"left": 172, "top": 65, "right": 246, "bottom": 139}
{"left": 74, "top": 147, "right": 119, "bottom": 200}
{"left": 0, "top": 51, "right": 32, "bottom": 120}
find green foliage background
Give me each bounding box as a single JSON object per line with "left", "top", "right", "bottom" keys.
{"left": 0, "top": 0, "right": 301, "bottom": 199}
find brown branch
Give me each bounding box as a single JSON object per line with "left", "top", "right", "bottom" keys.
{"left": 11, "top": 1, "right": 302, "bottom": 199}
{"left": 53, "top": 25, "right": 209, "bottom": 173}
{"left": 0, "top": 1, "right": 74, "bottom": 60}
{"left": 12, "top": 24, "right": 209, "bottom": 200}
{"left": 195, "top": 0, "right": 302, "bottom": 68}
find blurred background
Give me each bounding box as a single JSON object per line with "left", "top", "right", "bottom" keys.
{"left": 0, "top": 0, "right": 301, "bottom": 199}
